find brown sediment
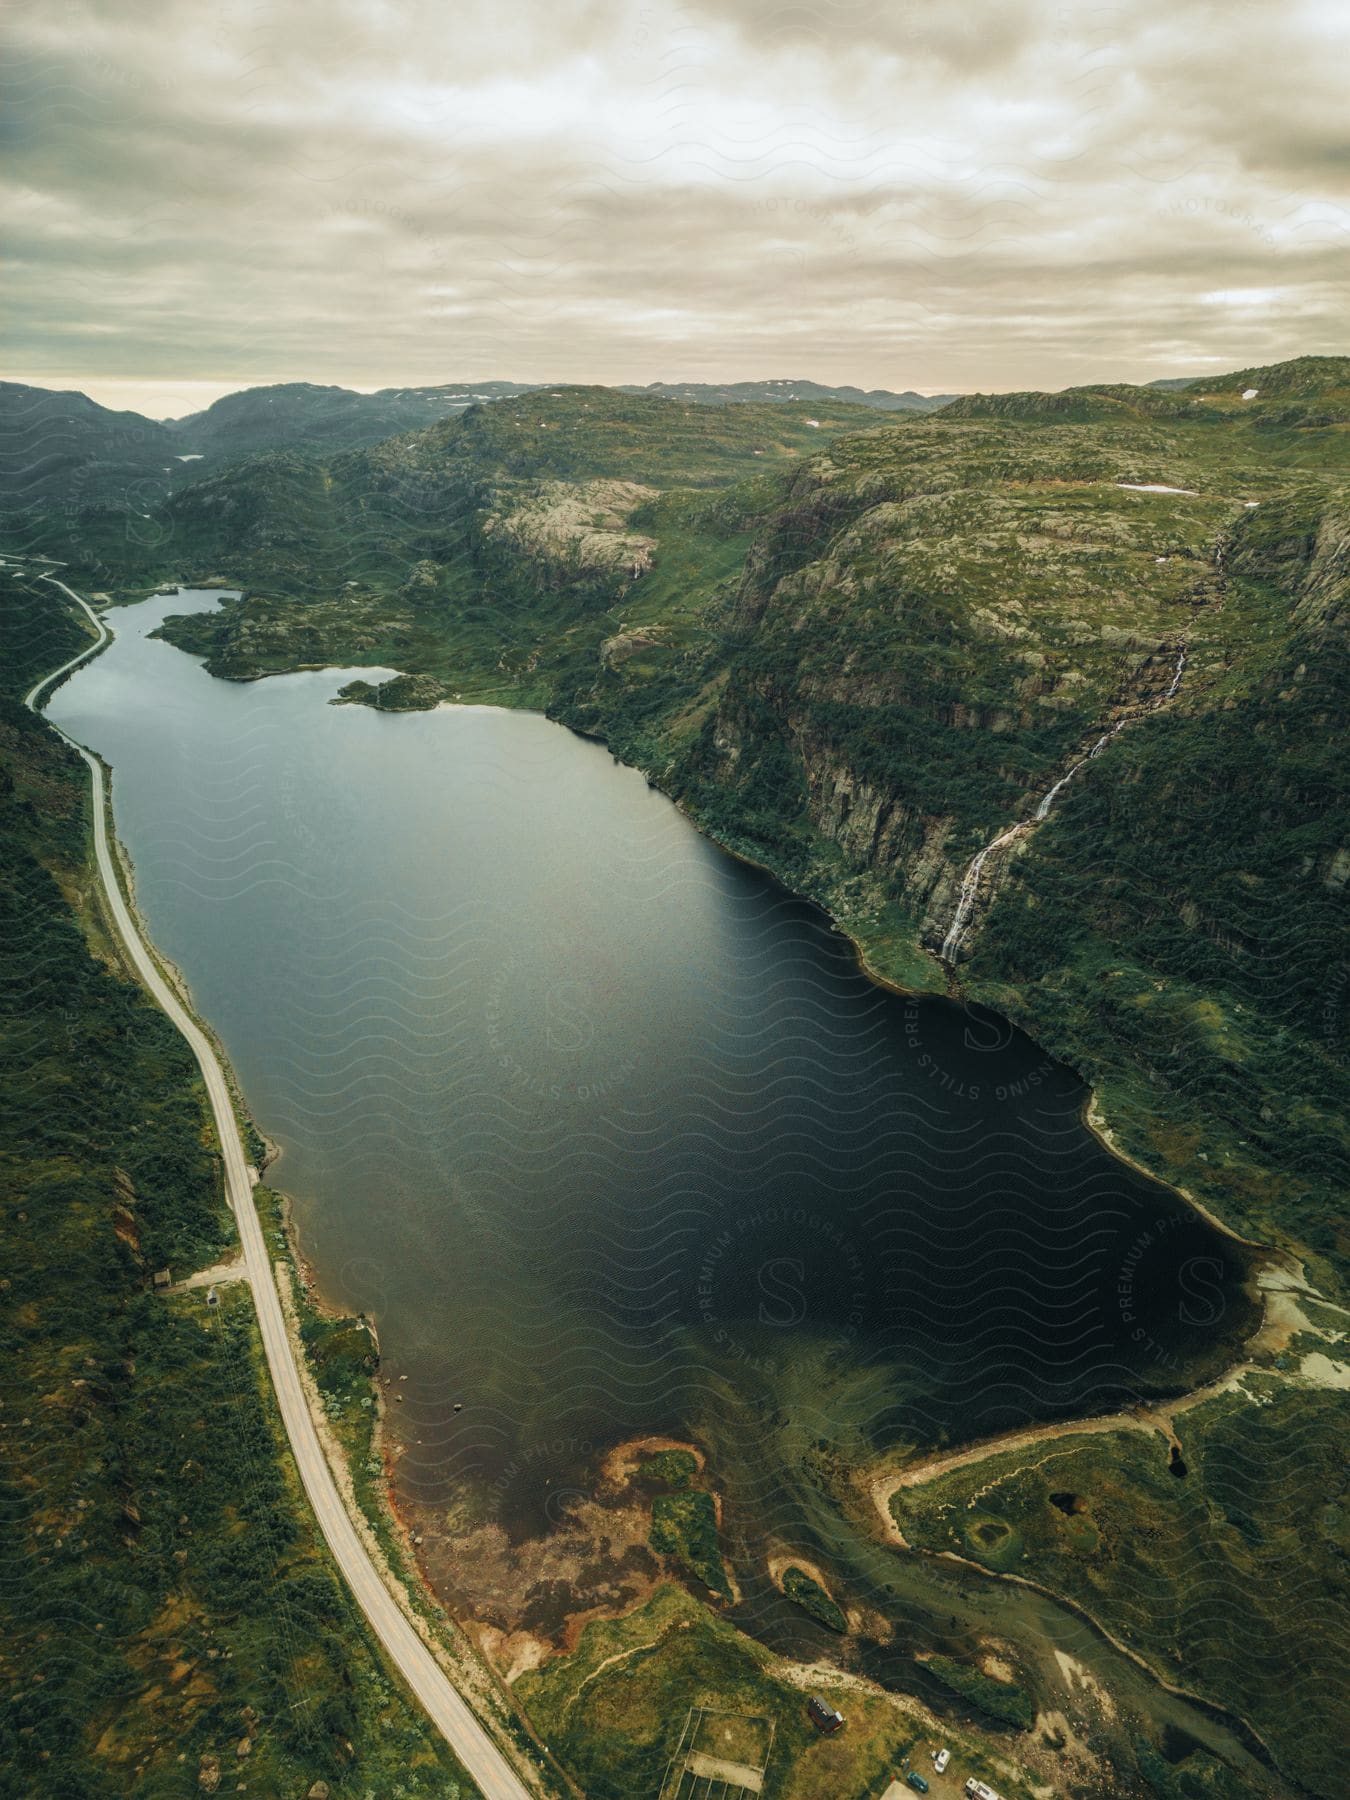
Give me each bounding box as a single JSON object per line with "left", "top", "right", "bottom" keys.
{"left": 408, "top": 1458, "right": 670, "bottom": 1674}
{"left": 599, "top": 1434, "right": 706, "bottom": 1489}
{"left": 417, "top": 1498, "right": 667, "bottom": 1676}
{"left": 766, "top": 1550, "right": 834, "bottom": 1595}
{"left": 400, "top": 1432, "right": 750, "bottom": 1677}
{"left": 976, "top": 1647, "right": 1017, "bottom": 1685}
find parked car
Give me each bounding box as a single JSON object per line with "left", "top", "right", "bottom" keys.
{"left": 906, "top": 1775, "right": 930, "bottom": 1794}
{"left": 934, "top": 1748, "right": 951, "bottom": 1774}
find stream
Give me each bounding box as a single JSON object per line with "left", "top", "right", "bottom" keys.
{"left": 942, "top": 645, "right": 1189, "bottom": 963}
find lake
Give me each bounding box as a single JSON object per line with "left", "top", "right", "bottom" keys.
{"left": 49, "top": 587, "right": 1258, "bottom": 1728}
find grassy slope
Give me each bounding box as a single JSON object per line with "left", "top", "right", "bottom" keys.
{"left": 515, "top": 1584, "right": 1038, "bottom": 1800}
{"left": 892, "top": 1379, "right": 1350, "bottom": 1797}
{"left": 0, "top": 571, "right": 479, "bottom": 1798}
{"left": 970, "top": 485, "right": 1348, "bottom": 1275}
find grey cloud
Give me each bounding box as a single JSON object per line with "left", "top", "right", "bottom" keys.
{"left": 2, "top": 0, "right": 1345, "bottom": 407}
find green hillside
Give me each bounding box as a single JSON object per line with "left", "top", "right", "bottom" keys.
{"left": 0, "top": 382, "right": 180, "bottom": 517}
{"left": 168, "top": 379, "right": 543, "bottom": 461}
{"left": 620, "top": 377, "right": 954, "bottom": 411}
{"left": 938, "top": 357, "right": 1350, "bottom": 431}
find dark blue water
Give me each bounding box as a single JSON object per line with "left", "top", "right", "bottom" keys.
{"left": 50, "top": 588, "right": 1254, "bottom": 1674}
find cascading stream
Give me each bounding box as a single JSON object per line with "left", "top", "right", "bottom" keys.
{"left": 1033, "top": 723, "right": 1121, "bottom": 821}
{"left": 942, "top": 643, "right": 1188, "bottom": 964}
{"left": 939, "top": 823, "right": 1028, "bottom": 962}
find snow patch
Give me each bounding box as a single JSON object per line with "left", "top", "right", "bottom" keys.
{"left": 1115, "top": 481, "right": 1198, "bottom": 495}
{"left": 1300, "top": 1351, "right": 1350, "bottom": 1390}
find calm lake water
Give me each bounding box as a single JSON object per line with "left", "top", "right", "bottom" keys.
{"left": 49, "top": 589, "right": 1263, "bottom": 1750}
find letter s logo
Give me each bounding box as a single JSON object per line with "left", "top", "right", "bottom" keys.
{"left": 546, "top": 980, "right": 594, "bottom": 1056}
{"left": 963, "top": 1000, "right": 1014, "bottom": 1056}
{"left": 1177, "top": 1256, "right": 1226, "bottom": 1327}
{"left": 758, "top": 1257, "right": 807, "bottom": 1328}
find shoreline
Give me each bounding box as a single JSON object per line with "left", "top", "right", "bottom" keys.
{"left": 73, "top": 569, "right": 1315, "bottom": 1287}
{"left": 142, "top": 585, "right": 1284, "bottom": 1449}
{"left": 30, "top": 576, "right": 544, "bottom": 1799}
{"left": 69, "top": 577, "right": 1325, "bottom": 1738}
{"left": 870, "top": 1257, "right": 1340, "bottom": 1532}
{"left": 868, "top": 1280, "right": 1279, "bottom": 1552}
{"left": 267, "top": 1202, "right": 547, "bottom": 1759}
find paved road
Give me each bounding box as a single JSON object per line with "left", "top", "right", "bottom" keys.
{"left": 27, "top": 577, "right": 534, "bottom": 1800}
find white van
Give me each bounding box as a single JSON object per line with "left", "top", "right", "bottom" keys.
{"left": 934, "top": 1748, "right": 950, "bottom": 1774}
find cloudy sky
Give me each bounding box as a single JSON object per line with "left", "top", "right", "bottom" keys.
{"left": 6, "top": 0, "right": 1347, "bottom": 415}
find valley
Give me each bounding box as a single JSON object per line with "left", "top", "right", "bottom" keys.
{"left": 6, "top": 355, "right": 1347, "bottom": 1800}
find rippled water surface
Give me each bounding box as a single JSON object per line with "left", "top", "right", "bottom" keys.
{"left": 51, "top": 589, "right": 1253, "bottom": 1659}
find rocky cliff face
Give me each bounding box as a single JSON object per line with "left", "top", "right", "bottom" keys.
{"left": 689, "top": 424, "right": 1237, "bottom": 954}
{"left": 702, "top": 678, "right": 960, "bottom": 920}
{"left": 482, "top": 479, "right": 658, "bottom": 591}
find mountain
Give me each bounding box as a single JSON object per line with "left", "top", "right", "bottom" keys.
{"left": 0, "top": 380, "right": 178, "bottom": 516}
{"left": 169, "top": 379, "right": 542, "bottom": 460}
{"left": 940, "top": 357, "right": 1350, "bottom": 427}
{"left": 0, "top": 373, "right": 952, "bottom": 520}
{"left": 1188, "top": 353, "right": 1350, "bottom": 399}
{"left": 170, "top": 377, "right": 954, "bottom": 464}
{"left": 59, "top": 385, "right": 892, "bottom": 597}
{"left": 620, "top": 378, "right": 955, "bottom": 411}
{"left": 935, "top": 382, "right": 1209, "bottom": 423}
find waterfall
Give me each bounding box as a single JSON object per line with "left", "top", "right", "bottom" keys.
{"left": 1033, "top": 723, "right": 1120, "bottom": 820}
{"left": 939, "top": 823, "right": 1027, "bottom": 962}
{"left": 941, "top": 643, "right": 1189, "bottom": 964}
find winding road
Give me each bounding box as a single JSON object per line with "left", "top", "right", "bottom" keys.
{"left": 26, "top": 575, "right": 534, "bottom": 1800}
